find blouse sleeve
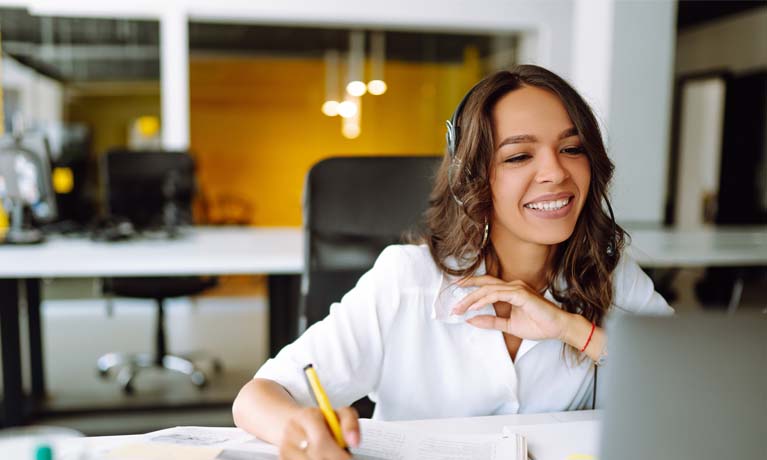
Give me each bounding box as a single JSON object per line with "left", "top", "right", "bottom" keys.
{"left": 254, "top": 245, "right": 404, "bottom": 408}
{"left": 611, "top": 252, "right": 674, "bottom": 316}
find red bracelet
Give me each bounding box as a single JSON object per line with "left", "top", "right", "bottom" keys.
{"left": 580, "top": 322, "right": 596, "bottom": 353}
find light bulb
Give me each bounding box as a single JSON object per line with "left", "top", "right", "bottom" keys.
{"left": 342, "top": 122, "right": 361, "bottom": 139}
{"left": 367, "top": 80, "right": 387, "bottom": 96}
{"left": 346, "top": 80, "right": 367, "bottom": 97}
{"left": 337, "top": 100, "right": 358, "bottom": 119}
{"left": 321, "top": 100, "right": 339, "bottom": 117}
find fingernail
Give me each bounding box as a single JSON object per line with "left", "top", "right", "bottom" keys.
{"left": 345, "top": 430, "right": 359, "bottom": 447}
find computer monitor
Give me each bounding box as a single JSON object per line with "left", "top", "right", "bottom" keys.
{"left": 600, "top": 312, "right": 765, "bottom": 460}
{"left": 103, "top": 149, "right": 196, "bottom": 232}
{"left": 0, "top": 133, "right": 58, "bottom": 243}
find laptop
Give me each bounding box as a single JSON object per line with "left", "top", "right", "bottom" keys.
{"left": 600, "top": 312, "right": 766, "bottom": 460}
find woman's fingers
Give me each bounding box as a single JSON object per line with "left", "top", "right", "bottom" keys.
{"left": 458, "top": 275, "right": 505, "bottom": 286}
{"left": 466, "top": 314, "right": 509, "bottom": 332}
{"left": 466, "top": 289, "right": 526, "bottom": 312}
{"left": 336, "top": 406, "right": 360, "bottom": 447}
{"left": 460, "top": 276, "right": 530, "bottom": 288}
{"left": 286, "top": 407, "right": 352, "bottom": 459}
{"left": 452, "top": 285, "right": 526, "bottom": 314}
{"left": 303, "top": 408, "right": 349, "bottom": 458}
{"left": 280, "top": 418, "right": 310, "bottom": 460}
{"left": 280, "top": 443, "right": 311, "bottom": 460}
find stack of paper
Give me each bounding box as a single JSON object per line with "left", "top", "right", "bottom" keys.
{"left": 102, "top": 421, "right": 529, "bottom": 460}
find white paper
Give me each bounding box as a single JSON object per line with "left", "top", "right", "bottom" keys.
{"left": 144, "top": 426, "right": 278, "bottom": 459}
{"left": 353, "top": 419, "right": 526, "bottom": 460}
{"left": 503, "top": 420, "right": 599, "bottom": 460}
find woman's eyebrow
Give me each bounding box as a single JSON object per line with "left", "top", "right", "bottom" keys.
{"left": 496, "top": 134, "right": 537, "bottom": 150}
{"left": 558, "top": 127, "right": 579, "bottom": 140}
{"left": 495, "top": 127, "right": 579, "bottom": 150}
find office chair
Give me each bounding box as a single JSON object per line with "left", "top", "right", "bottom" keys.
{"left": 302, "top": 155, "right": 440, "bottom": 416}
{"left": 96, "top": 149, "right": 221, "bottom": 393}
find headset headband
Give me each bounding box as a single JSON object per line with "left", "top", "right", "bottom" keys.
{"left": 445, "top": 82, "right": 482, "bottom": 161}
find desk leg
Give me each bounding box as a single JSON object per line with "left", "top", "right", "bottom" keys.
{"left": 0, "top": 279, "right": 23, "bottom": 427}
{"left": 25, "top": 279, "right": 46, "bottom": 399}
{"left": 267, "top": 275, "right": 301, "bottom": 358}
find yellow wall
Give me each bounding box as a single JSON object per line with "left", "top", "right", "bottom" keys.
{"left": 67, "top": 86, "right": 161, "bottom": 160}
{"left": 62, "top": 57, "right": 478, "bottom": 226}
{"left": 190, "top": 57, "right": 474, "bottom": 226}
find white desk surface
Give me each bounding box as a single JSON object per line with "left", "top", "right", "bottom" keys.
{"left": 0, "top": 410, "right": 600, "bottom": 460}
{"left": 625, "top": 225, "right": 767, "bottom": 268}
{"left": 1, "top": 224, "right": 765, "bottom": 278}
{"left": 0, "top": 226, "right": 303, "bottom": 278}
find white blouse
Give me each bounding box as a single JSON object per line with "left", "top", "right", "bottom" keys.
{"left": 255, "top": 244, "right": 672, "bottom": 420}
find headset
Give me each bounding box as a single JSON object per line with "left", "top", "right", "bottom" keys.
{"left": 444, "top": 85, "right": 475, "bottom": 208}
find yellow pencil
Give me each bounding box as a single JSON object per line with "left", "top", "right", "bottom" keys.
{"left": 303, "top": 364, "right": 349, "bottom": 451}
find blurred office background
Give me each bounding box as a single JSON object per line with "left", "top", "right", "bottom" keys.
{"left": 0, "top": 0, "right": 764, "bottom": 435}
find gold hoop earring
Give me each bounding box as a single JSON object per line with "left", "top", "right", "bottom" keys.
{"left": 480, "top": 220, "right": 489, "bottom": 248}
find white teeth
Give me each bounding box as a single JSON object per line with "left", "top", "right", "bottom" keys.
{"left": 525, "top": 197, "right": 571, "bottom": 211}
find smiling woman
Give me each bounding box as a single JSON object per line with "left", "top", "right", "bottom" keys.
{"left": 424, "top": 66, "right": 623, "bottom": 335}
{"left": 232, "top": 65, "right": 672, "bottom": 460}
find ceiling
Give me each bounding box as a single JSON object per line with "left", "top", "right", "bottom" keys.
{"left": 0, "top": 7, "right": 508, "bottom": 83}
{"left": 4, "top": 1, "right": 762, "bottom": 83}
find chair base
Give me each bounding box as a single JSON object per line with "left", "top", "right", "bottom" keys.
{"left": 97, "top": 352, "right": 222, "bottom": 394}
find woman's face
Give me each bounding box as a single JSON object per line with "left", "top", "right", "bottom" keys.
{"left": 489, "top": 85, "right": 591, "bottom": 248}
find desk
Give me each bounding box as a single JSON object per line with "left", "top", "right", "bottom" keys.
{"left": 0, "top": 410, "right": 601, "bottom": 460}
{"left": 3, "top": 224, "right": 765, "bottom": 427}
{"left": 0, "top": 227, "right": 303, "bottom": 427}
{"left": 625, "top": 225, "right": 767, "bottom": 268}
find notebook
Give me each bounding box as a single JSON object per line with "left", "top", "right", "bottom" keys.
{"left": 107, "top": 423, "right": 528, "bottom": 460}
{"left": 352, "top": 419, "right": 527, "bottom": 460}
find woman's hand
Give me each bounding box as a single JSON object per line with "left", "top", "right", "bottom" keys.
{"left": 451, "top": 275, "right": 572, "bottom": 341}
{"left": 279, "top": 406, "right": 360, "bottom": 460}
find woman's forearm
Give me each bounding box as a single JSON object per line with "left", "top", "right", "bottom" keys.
{"left": 562, "top": 313, "right": 607, "bottom": 363}
{"left": 232, "top": 378, "right": 303, "bottom": 444}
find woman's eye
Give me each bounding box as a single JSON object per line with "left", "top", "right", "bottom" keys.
{"left": 505, "top": 154, "right": 531, "bottom": 163}
{"left": 561, "top": 146, "right": 586, "bottom": 155}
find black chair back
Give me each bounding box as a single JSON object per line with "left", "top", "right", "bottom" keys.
{"left": 301, "top": 155, "right": 440, "bottom": 328}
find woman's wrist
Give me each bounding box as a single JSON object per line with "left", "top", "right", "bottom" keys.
{"left": 560, "top": 312, "right": 591, "bottom": 349}
{"left": 560, "top": 313, "right": 607, "bottom": 362}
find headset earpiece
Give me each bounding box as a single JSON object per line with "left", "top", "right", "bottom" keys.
{"left": 445, "top": 84, "right": 480, "bottom": 206}
{"left": 445, "top": 120, "right": 457, "bottom": 160}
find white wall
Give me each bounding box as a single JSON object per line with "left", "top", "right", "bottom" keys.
{"left": 676, "top": 7, "right": 767, "bottom": 75}
{"left": 1, "top": 56, "right": 64, "bottom": 129}
{"left": 607, "top": 0, "right": 677, "bottom": 224}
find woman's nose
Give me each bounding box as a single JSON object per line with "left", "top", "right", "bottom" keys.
{"left": 535, "top": 150, "right": 569, "bottom": 184}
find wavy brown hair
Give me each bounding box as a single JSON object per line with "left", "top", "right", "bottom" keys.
{"left": 421, "top": 65, "right": 625, "bottom": 343}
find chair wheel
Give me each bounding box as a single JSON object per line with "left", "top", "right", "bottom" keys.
{"left": 191, "top": 370, "right": 207, "bottom": 388}
{"left": 117, "top": 367, "right": 136, "bottom": 394}
{"left": 212, "top": 359, "right": 223, "bottom": 374}
{"left": 122, "top": 381, "right": 135, "bottom": 394}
